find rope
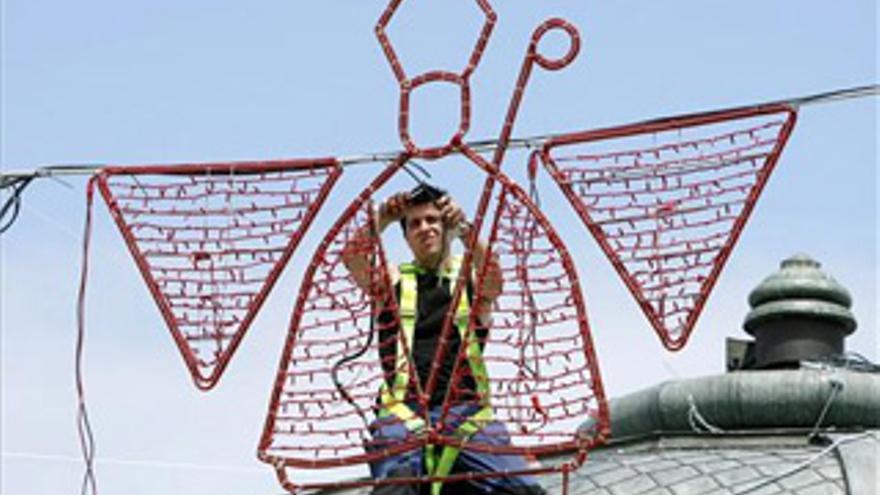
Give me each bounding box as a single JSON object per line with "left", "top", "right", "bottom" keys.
{"left": 2, "top": 84, "right": 876, "bottom": 183}
{"left": 686, "top": 394, "right": 724, "bottom": 434}
{"left": 808, "top": 378, "right": 843, "bottom": 440}
{"left": 804, "top": 362, "right": 850, "bottom": 441}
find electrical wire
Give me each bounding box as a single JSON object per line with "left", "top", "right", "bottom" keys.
{"left": 1, "top": 164, "right": 103, "bottom": 235}
{"left": 75, "top": 178, "right": 98, "bottom": 495}
{"left": 401, "top": 160, "right": 432, "bottom": 185}
{"left": 0, "top": 176, "right": 34, "bottom": 234}
{"left": 330, "top": 204, "right": 382, "bottom": 431}
{"left": 731, "top": 432, "right": 878, "bottom": 495}
{"left": 330, "top": 310, "right": 376, "bottom": 431}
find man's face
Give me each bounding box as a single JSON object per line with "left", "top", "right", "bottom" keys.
{"left": 404, "top": 201, "right": 447, "bottom": 266}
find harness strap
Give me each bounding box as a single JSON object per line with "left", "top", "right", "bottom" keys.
{"left": 380, "top": 257, "right": 471, "bottom": 419}
{"left": 428, "top": 405, "right": 494, "bottom": 495}
{"left": 378, "top": 256, "right": 495, "bottom": 493}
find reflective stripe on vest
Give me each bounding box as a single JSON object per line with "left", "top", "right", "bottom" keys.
{"left": 376, "top": 256, "right": 494, "bottom": 495}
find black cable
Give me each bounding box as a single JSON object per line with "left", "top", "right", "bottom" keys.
{"left": 401, "top": 160, "right": 432, "bottom": 186}
{"left": 408, "top": 160, "right": 431, "bottom": 180}
{"left": 330, "top": 311, "right": 376, "bottom": 430}
{"left": 330, "top": 160, "right": 437, "bottom": 428}
{"left": 330, "top": 284, "right": 376, "bottom": 427}
{"left": 331, "top": 209, "right": 382, "bottom": 430}
{"left": 0, "top": 177, "right": 34, "bottom": 234}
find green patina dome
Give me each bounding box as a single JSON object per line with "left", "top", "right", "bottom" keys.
{"left": 744, "top": 254, "right": 856, "bottom": 334}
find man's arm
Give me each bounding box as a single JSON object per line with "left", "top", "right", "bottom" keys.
{"left": 436, "top": 196, "right": 503, "bottom": 320}
{"left": 341, "top": 193, "right": 408, "bottom": 295}
{"left": 460, "top": 227, "right": 502, "bottom": 320}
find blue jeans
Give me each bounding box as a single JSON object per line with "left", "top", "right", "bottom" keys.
{"left": 365, "top": 404, "right": 545, "bottom": 495}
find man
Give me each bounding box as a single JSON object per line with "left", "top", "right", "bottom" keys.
{"left": 342, "top": 184, "right": 545, "bottom": 495}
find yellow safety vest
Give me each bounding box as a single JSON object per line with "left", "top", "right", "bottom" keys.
{"left": 377, "top": 256, "right": 493, "bottom": 495}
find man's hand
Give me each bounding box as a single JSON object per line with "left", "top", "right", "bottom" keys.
{"left": 434, "top": 195, "right": 503, "bottom": 313}
{"left": 435, "top": 195, "right": 467, "bottom": 238}
{"left": 343, "top": 192, "right": 409, "bottom": 295}
{"left": 377, "top": 192, "right": 410, "bottom": 231}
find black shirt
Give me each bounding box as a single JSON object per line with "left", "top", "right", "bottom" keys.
{"left": 378, "top": 271, "right": 487, "bottom": 408}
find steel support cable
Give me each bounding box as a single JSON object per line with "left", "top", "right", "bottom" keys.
{"left": 0, "top": 86, "right": 875, "bottom": 238}
{"left": 2, "top": 84, "right": 876, "bottom": 183}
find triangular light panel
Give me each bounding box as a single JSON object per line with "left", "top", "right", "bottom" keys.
{"left": 540, "top": 105, "right": 797, "bottom": 349}
{"left": 96, "top": 159, "right": 341, "bottom": 389}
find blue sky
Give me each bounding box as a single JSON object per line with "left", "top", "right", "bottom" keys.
{"left": 1, "top": 1, "right": 876, "bottom": 494}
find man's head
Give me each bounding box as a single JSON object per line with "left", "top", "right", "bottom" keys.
{"left": 400, "top": 184, "right": 449, "bottom": 269}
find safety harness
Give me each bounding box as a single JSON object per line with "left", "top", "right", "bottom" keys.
{"left": 377, "top": 256, "right": 493, "bottom": 495}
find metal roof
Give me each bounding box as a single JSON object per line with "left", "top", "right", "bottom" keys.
{"left": 536, "top": 432, "right": 877, "bottom": 495}
{"left": 314, "top": 367, "right": 879, "bottom": 495}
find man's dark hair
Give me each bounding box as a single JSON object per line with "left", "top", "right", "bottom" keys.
{"left": 399, "top": 183, "right": 447, "bottom": 234}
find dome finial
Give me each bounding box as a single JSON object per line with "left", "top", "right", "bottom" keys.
{"left": 743, "top": 254, "right": 856, "bottom": 368}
